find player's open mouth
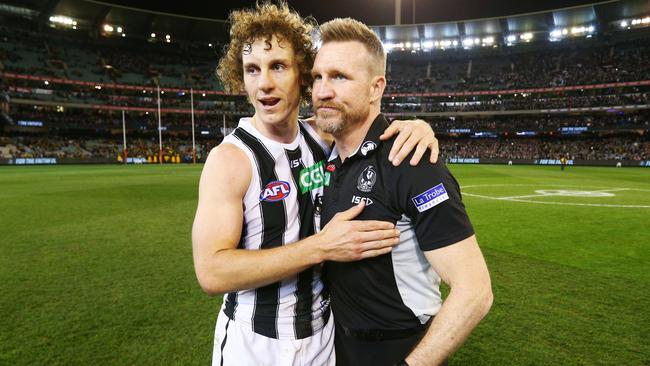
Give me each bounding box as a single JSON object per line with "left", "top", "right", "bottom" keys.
{"left": 259, "top": 97, "right": 280, "bottom": 107}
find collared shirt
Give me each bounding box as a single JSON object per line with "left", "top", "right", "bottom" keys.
{"left": 322, "top": 113, "right": 475, "bottom": 330}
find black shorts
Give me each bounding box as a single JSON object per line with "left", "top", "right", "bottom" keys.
{"left": 334, "top": 319, "right": 447, "bottom": 366}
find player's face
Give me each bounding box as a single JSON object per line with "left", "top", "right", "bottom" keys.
{"left": 243, "top": 35, "right": 302, "bottom": 129}
{"left": 311, "top": 41, "right": 373, "bottom": 136}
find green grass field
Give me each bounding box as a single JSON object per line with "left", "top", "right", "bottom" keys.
{"left": 1, "top": 164, "right": 649, "bottom": 365}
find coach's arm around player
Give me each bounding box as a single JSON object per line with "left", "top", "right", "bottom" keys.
{"left": 402, "top": 235, "right": 493, "bottom": 366}
{"left": 191, "top": 144, "right": 401, "bottom": 296}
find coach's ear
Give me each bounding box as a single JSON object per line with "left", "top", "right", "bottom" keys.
{"left": 369, "top": 75, "right": 386, "bottom": 104}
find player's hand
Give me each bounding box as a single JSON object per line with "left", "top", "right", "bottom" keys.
{"left": 381, "top": 119, "right": 439, "bottom": 166}
{"left": 316, "top": 202, "right": 400, "bottom": 262}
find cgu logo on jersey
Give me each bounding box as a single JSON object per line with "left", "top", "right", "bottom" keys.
{"left": 299, "top": 160, "right": 329, "bottom": 194}
{"left": 259, "top": 180, "right": 291, "bottom": 202}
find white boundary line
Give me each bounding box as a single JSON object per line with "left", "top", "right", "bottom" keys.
{"left": 461, "top": 185, "right": 650, "bottom": 208}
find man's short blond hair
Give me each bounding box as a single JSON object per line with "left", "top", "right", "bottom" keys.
{"left": 318, "top": 18, "right": 386, "bottom": 77}
{"left": 216, "top": 1, "right": 316, "bottom": 104}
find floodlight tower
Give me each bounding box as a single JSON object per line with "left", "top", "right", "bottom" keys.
{"left": 395, "top": 0, "right": 401, "bottom": 25}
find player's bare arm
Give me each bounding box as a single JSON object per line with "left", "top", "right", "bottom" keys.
{"left": 192, "top": 144, "right": 400, "bottom": 296}
{"left": 380, "top": 119, "right": 439, "bottom": 166}
{"left": 404, "top": 235, "right": 493, "bottom": 366}
{"left": 306, "top": 117, "right": 438, "bottom": 165}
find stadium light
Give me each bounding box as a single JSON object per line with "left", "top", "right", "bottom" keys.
{"left": 103, "top": 24, "right": 114, "bottom": 33}
{"left": 620, "top": 20, "right": 628, "bottom": 28}
{"left": 405, "top": 41, "right": 412, "bottom": 49}
{"left": 520, "top": 33, "right": 533, "bottom": 41}
{"left": 165, "top": 34, "right": 171, "bottom": 40}
{"left": 49, "top": 15, "right": 75, "bottom": 26}
{"left": 94, "top": 85, "right": 102, "bottom": 90}
{"left": 122, "top": 33, "right": 126, "bottom": 37}
{"left": 452, "top": 40, "right": 458, "bottom": 47}
{"left": 422, "top": 40, "right": 434, "bottom": 49}
{"left": 208, "top": 43, "right": 213, "bottom": 47}
{"left": 116, "top": 26, "right": 123, "bottom": 33}
{"left": 462, "top": 38, "right": 474, "bottom": 48}
{"left": 482, "top": 36, "right": 494, "bottom": 46}
{"left": 44, "top": 80, "right": 49, "bottom": 85}
{"left": 151, "top": 33, "right": 156, "bottom": 38}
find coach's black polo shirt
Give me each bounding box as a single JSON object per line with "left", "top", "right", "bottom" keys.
{"left": 321, "top": 113, "right": 475, "bottom": 331}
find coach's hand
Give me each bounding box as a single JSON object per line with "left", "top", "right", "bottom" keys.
{"left": 315, "top": 202, "right": 400, "bottom": 262}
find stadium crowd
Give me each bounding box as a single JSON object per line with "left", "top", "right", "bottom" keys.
{"left": 2, "top": 134, "right": 647, "bottom": 161}
{"left": 1, "top": 135, "right": 215, "bottom": 162}
{"left": 385, "top": 38, "right": 650, "bottom": 93}
{"left": 441, "top": 137, "right": 649, "bottom": 160}
{"left": 2, "top": 14, "right": 649, "bottom": 164}
{"left": 2, "top": 22, "right": 650, "bottom": 94}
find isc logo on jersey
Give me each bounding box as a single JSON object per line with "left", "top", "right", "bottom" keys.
{"left": 260, "top": 181, "right": 291, "bottom": 202}
{"left": 299, "top": 161, "right": 329, "bottom": 194}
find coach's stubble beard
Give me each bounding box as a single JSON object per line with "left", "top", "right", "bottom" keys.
{"left": 314, "top": 101, "right": 369, "bottom": 137}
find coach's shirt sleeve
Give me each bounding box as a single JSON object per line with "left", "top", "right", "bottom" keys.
{"left": 388, "top": 158, "right": 475, "bottom": 251}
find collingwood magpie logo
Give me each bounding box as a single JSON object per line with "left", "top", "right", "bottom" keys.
{"left": 360, "top": 141, "right": 377, "bottom": 156}
{"left": 357, "top": 165, "right": 376, "bottom": 193}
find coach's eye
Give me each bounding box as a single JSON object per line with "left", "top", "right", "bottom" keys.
{"left": 334, "top": 73, "right": 347, "bottom": 80}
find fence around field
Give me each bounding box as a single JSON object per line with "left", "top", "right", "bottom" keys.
{"left": 2, "top": 157, "right": 650, "bottom": 167}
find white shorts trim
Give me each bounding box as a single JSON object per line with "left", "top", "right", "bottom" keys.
{"left": 212, "top": 308, "right": 335, "bottom": 366}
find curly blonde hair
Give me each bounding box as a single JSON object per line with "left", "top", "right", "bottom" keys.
{"left": 216, "top": 1, "right": 317, "bottom": 104}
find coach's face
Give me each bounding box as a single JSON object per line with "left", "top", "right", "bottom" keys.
{"left": 311, "top": 41, "right": 373, "bottom": 136}
{"left": 243, "top": 35, "right": 301, "bottom": 129}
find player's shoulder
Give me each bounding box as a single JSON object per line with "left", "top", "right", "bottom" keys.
{"left": 204, "top": 143, "right": 251, "bottom": 180}
{"left": 207, "top": 142, "right": 248, "bottom": 163}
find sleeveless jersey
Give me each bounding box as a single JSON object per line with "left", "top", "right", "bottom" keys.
{"left": 220, "top": 117, "right": 331, "bottom": 340}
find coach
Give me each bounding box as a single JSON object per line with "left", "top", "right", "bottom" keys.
{"left": 312, "top": 18, "right": 493, "bottom": 366}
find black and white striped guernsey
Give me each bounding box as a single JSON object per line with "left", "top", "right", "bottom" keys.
{"left": 221, "top": 117, "right": 331, "bottom": 340}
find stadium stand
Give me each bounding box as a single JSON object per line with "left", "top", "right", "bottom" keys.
{"left": 0, "top": 1, "right": 649, "bottom": 165}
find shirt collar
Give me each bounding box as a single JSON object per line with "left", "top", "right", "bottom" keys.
{"left": 328, "top": 114, "right": 388, "bottom": 163}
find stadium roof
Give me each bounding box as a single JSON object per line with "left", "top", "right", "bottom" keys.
{"left": 1, "top": 0, "right": 649, "bottom": 44}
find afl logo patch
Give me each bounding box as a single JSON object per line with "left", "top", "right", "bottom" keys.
{"left": 260, "top": 181, "right": 291, "bottom": 202}
{"left": 357, "top": 165, "right": 376, "bottom": 193}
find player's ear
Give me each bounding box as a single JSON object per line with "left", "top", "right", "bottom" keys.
{"left": 369, "top": 75, "right": 386, "bottom": 104}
